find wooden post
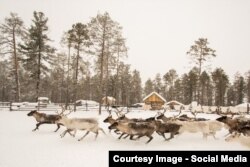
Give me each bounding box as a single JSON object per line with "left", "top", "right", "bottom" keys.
{"left": 10, "top": 101, "right": 12, "bottom": 111}
{"left": 247, "top": 103, "right": 249, "bottom": 114}
{"left": 85, "top": 101, "right": 88, "bottom": 111}
{"left": 37, "top": 101, "right": 40, "bottom": 112}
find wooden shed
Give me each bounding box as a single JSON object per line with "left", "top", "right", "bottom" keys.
{"left": 143, "top": 92, "right": 166, "bottom": 110}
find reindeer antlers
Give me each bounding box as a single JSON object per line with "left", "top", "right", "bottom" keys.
{"left": 55, "top": 104, "right": 73, "bottom": 116}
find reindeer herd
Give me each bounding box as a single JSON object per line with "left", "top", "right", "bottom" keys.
{"left": 27, "top": 106, "right": 250, "bottom": 147}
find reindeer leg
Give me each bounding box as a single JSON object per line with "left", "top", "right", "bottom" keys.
{"left": 114, "top": 129, "right": 121, "bottom": 134}
{"left": 165, "top": 133, "right": 174, "bottom": 141}
{"left": 67, "top": 129, "right": 76, "bottom": 137}
{"left": 54, "top": 124, "right": 61, "bottom": 132}
{"left": 123, "top": 134, "right": 130, "bottom": 139}
{"left": 129, "top": 135, "right": 136, "bottom": 140}
{"left": 78, "top": 131, "right": 90, "bottom": 141}
{"left": 60, "top": 129, "right": 69, "bottom": 138}
{"left": 161, "top": 133, "right": 167, "bottom": 140}
{"left": 211, "top": 132, "right": 218, "bottom": 140}
{"left": 224, "top": 132, "right": 231, "bottom": 137}
{"left": 146, "top": 135, "right": 153, "bottom": 144}
{"left": 118, "top": 133, "right": 126, "bottom": 139}
{"left": 134, "top": 135, "right": 143, "bottom": 140}
{"left": 32, "top": 122, "right": 45, "bottom": 131}
{"left": 94, "top": 131, "right": 99, "bottom": 140}
{"left": 32, "top": 123, "right": 40, "bottom": 131}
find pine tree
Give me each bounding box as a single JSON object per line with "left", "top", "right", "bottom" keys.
{"left": 20, "top": 11, "right": 55, "bottom": 101}
{"left": 61, "top": 29, "right": 74, "bottom": 107}
{"left": 67, "top": 23, "right": 90, "bottom": 109}
{"left": 130, "top": 70, "right": 142, "bottom": 104}
{"left": 89, "top": 12, "right": 126, "bottom": 114}
{"left": 163, "top": 69, "right": 178, "bottom": 101}
{"left": 212, "top": 68, "right": 229, "bottom": 106}
{"left": 0, "top": 13, "right": 26, "bottom": 101}
{"left": 0, "top": 61, "right": 12, "bottom": 101}
{"left": 144, "top": 79, "right": 154, "bottom": 96}
{"left": 153, "top": 73, "right": 162, "bottom": 94}
{"left": 233, "top": 73, "right": 245, "bottom": 105}
{"left": 200, "top": 71, "right": 212, "bottom": 105}
{"left": 246, "top": 71, "right": 250, "bottom": 103}
{"left": 187, "top": 38, "right": 216, "bottom": 104}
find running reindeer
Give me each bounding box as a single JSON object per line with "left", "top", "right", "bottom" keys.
{"left": 27, "top": 109, "right": 63, "bottom": 132}
{"left": 55, "top": 106, "right": 106, "bottom": 141}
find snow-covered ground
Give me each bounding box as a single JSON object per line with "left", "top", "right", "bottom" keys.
{"left": 0, "top": 109, "right": 248, "bottom": 167}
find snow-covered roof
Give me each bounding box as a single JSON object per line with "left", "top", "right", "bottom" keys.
{"left": 38, "top": 97, "right": 49, "bottom": 100}
{"left": 76, "top": 100, "right": 99, "bottom": 105}
{"left": 143, "top": 91, "right": 166, "bottom": 102}
{"left": 166, "top": 100, "right": 184, "bottom": 106}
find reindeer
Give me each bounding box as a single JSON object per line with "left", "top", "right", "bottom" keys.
{"left": 108, "top": 121, "right": 155, "bottom": 144}
{"left": 145, "top": 117, "right": 181, "bottom": 141}
{"left": 27, "top": 110, "right": 63, "bottom": 132}
{"left": 56, "top": 107, "right": 105, "bottom": 141}
{"left": 225, "top": 132, "right": 250, "bottom": 148}
{"left": 216, "top": 114, "right": 250, "bottom": 136}
{"left": 156, "top": 111, "right": 222, "bottom": 139}
{"left": 103, "top": 114, "right": 121, "bottom": 134}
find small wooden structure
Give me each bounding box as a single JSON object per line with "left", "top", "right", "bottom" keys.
{"left": 143, "top": 92, "right": 166, "bottom": 110}
{"left": 37, "top": 97, "right": 50, "bottom": 110}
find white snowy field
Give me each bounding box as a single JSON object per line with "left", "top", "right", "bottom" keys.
{"left": 0, "top": 109, "right": 249, "bottom": 167}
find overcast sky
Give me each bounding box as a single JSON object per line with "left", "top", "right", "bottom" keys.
{"left": 1, "top": 0, "right": 250, "bottom": 82}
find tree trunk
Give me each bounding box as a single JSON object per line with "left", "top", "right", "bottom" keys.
{"left": 98, "top": 24, "right": 106, "bottom": 115}
{"left": 66, "top": 46, "right": 71, "bottom": 108}
{"left": 12, "top": 28, "right": 20, "bottom": 102}
{"left": 36, "top": 48, "right": 41, "bottom": 102}
{"left": 74, "top": 44, "right": 80, "bottom": 111}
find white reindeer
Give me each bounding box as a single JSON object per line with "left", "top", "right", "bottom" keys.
{"left": 56, "top": 115, "right": 105, "bottom": 141}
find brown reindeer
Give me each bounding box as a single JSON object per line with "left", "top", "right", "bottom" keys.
{"left": 27, "top": 110, "right": 63, "bottom": 132}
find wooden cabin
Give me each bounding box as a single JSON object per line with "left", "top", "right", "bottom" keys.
{"left": 143, "top": 92, "right": 166, "bottom": 110}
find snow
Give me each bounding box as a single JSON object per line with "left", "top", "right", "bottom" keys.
{"left": 236, "top": 103, "right": 250, "bottom": 108}
{"left": 75, "top": 99, "right": 99, "bottom": 106}
{"left": 0, "top": 109, "right": 249, "bottom": 167}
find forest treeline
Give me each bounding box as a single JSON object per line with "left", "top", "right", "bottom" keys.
{"left": 0, "top": 11, "right": 250, "bottom": 110}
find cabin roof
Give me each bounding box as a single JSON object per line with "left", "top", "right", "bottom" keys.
{"left": 166, "top": 100, "right": 184, "bottom": 106}
{"left": 143, "top": 91, "right": 166, "bottom": 103}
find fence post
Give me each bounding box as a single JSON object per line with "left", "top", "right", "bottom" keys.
{"left": 9, "top": 101, "right": 12, "bottom": 111}
{"left": 247, "top": 103, "right": 249, "bottom": 114}
{"left": 85, "top": 102, "right": 88, "bottom": 111}
{"left": 37, "top": 101, "right": 40, "bottom": 111}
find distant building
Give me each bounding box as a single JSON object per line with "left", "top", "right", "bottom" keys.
{"left": 143, "top": 91, "right": 166, "bottom": 110}
{"left": 37, "top": 97, "right": 50, "bottom": 104}
{"left": 166, "top": 100, "right": 184, "bottom": 110}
